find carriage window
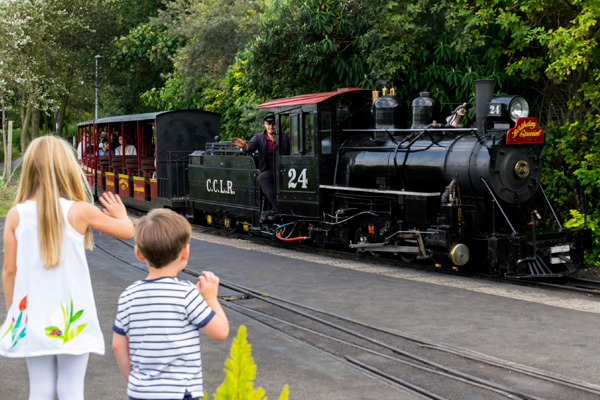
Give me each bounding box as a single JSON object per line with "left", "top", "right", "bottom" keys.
{"left": 290, "top": 114, "right": 300, "bottom": 154}
{"left": 320, "top": 111, "right": 332, "bottom": 154}
{"left": 303, "top": 113, "right": 315, "bottom": 154}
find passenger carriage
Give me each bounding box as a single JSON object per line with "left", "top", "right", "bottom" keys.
{"left": 77, "top": 110, "right": 219, "bottom": 212}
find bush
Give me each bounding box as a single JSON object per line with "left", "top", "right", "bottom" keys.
{"left": 212, "top": 325, "right": 288, "bottom": 400}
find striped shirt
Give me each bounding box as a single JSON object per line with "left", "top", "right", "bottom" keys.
{"left": 113, "top": 277, "right": 215, "bottom": 399}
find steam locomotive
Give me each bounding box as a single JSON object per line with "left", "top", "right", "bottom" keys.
{"left": 78, "top": 80, "right": 591, "bottom": 277}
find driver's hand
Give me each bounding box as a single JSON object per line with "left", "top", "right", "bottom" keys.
{"left": 231, "top": 137, "right": 248, "bottom": 152}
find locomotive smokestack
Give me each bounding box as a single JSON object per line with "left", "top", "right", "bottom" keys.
{"left": 475, "top": 79, "right": 495, "bottom": 135}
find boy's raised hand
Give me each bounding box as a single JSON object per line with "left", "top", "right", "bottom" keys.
{"left": 99, "top": 192, "right": 128, "bottom": 220}
{"left": 197, "top": 271, "right": 219, "bottom": 301}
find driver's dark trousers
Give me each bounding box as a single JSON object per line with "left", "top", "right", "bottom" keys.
{"left": 257, "top": 170, "right": 277, "bottom": 213}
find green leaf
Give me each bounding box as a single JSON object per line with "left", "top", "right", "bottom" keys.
{"left": 14, "top": 311, "right": 22, "bottom": 332}
{"left": 61, "top": 303, "right": 67, "bottom": 327}
{"left": 70, "top": 310, "right": 84, "bottom": 324}
{"left": 69, "top": 294, "right": 74, "bottom": 323}
{"left": 1, "top": 323, "right": 12, "bottom": 341}
{"left": 65, "top": 323, "right": 87, "bottom": 343}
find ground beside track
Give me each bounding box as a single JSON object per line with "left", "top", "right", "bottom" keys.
{"left": 2, "top": 216, "right": 600, "bottom": 398}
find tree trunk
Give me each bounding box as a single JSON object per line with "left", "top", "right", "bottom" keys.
{"left": 57, "top": 93, "right": 69, "bottom": 138}
{"left": 43, "top": 122, "right": 47, "bottom": 136}
{"left": 6, "top": 121, "right": 12, "bottom": 185}
{"left": 21, "top": 96, "right": 33, "bottom": 153}
{"left": 2, "top": 83, "right": 6, "bottom": 178}
{"left": 31, "top": 107, "right": 40, "bottom": 140}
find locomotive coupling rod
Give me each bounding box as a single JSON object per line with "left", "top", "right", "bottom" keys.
{"left": 480, "top": 177, "right": 517, "bottom": 235}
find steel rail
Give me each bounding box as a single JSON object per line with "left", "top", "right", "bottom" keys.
{"left": 223, "top": 299, "right": 525, "bottom": 400}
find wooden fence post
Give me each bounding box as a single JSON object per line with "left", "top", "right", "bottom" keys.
{"left": 6, "top": 121, "right": 12, "bottom": 185}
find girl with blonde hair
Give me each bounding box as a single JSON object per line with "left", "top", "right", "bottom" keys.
{"left": 1, "top": 136, "right": 134, "bottom": 399}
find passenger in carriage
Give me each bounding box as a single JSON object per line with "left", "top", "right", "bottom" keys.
{"left": 76, "top": 131, "right": 93, "bottom": 160}
{"left": 110, "top": 132, "right": 120, "bottom": 153}
{"left": 98, "top": 138, "right": 110, "bottom": 156}
{"left": 114, "top": 133, "right": 137, "bottom": 156}
{"left": 231, "top": 113, "right": 290, "bottom": 222}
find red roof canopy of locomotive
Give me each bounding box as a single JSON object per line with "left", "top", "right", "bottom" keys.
{"left": 257, "top": 88, "right": 371, "bottom": 109}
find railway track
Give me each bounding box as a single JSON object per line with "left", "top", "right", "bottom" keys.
{"left": 95, "top": 235, "right": 600, "bottom": 400}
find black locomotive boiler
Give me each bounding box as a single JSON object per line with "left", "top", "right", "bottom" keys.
{"left": 186, "top": 80, "right": 591, "bottom": 277}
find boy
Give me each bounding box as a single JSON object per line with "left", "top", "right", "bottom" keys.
{"left": 112, "top": 209, "right": 229, "bottom": 400}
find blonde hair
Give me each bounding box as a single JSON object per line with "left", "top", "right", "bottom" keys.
{"left": 134, "top": 209, "right": 191, "bottom": 268}
{"left": 14, "top": 136, "right": 94, "bottom": 269}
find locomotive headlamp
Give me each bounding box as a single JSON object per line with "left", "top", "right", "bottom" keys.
{"left": 486, "top": 95, "right": 530, "bottom": 128}
{"left": 509, "top": 97, "right": 529, "bottom": 122}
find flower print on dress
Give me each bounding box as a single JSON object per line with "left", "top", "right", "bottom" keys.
{"left": 45, "top": 293, "right": 87, "bottom": 344}
{"left": 0, "top": 296, "right": 28, "bottom": 347}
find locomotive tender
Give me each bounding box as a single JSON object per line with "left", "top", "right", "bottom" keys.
{"left": 79, "top": 80, "right": 591, "bottom": 277}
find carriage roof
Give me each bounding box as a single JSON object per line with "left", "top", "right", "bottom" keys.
{"left": 77, "top": 110, "right": 218, "bottom": 127}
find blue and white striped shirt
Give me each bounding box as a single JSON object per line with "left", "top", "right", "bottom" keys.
{"left": 113, "top": 277, "right": 215, "bottom": 400}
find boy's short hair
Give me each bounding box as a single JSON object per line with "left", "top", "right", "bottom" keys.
{"left": 135, "top": 209, "right": 192, "bottom": 268}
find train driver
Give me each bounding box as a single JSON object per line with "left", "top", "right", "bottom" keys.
{"left": 231, "top": 113, "right": 290, "bottom": 222}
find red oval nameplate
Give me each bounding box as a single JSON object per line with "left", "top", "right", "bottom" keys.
{"left": 506, "top": 117, "right": 544, "bottom": 145}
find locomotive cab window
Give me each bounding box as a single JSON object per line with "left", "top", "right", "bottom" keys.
{"left": 278, "top": 114, "right": 289, "bottom": 134}
{"left": 290, "top": 114, "right": 300, "bottom": 155}
{"left": 320, "top": 111, "right": 332, "bottom": 155}
{"left": 303, "top": 113, "right": 315, "bottom": 155}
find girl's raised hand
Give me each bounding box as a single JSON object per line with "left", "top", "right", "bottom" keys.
{"left": 99, "top": 192, "right": 127, "bottom": 220}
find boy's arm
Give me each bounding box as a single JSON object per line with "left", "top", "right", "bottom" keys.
{"left": 112, "top": 332, "right": 132, "bottom": 382}
{"left": 202, "top": 297, "right": 229, "bottom": 341}
{"left": 196, "top": 271, "right": 229, "bottom": 341}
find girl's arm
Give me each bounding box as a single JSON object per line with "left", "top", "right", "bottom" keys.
{"left": 69, "top": 192, "right": 134, "bottom": 240}
{"left": 3, "top": 208, "right": 19, "bottom": 311}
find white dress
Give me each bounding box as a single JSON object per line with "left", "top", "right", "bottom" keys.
{"left": 0, "top": 198, "right": 104, "bottom": 357}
